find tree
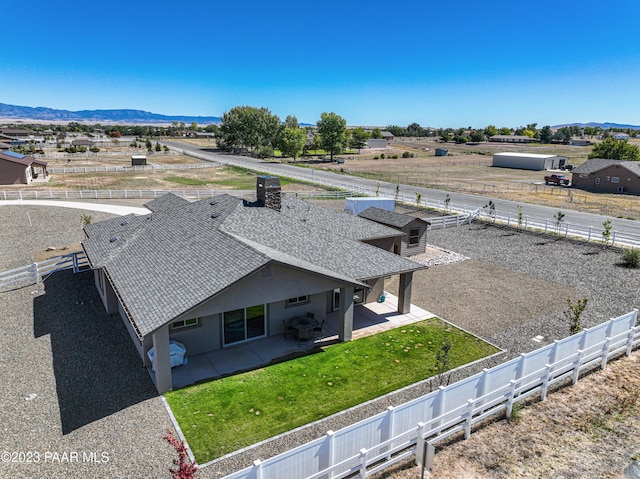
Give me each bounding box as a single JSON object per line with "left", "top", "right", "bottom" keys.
{"left": 499, "top": 127, "right": 511, "bottom": 135}
{"left": 283, "top": 115, "right": 299, "bottom": 130}
{"left": 602, "top": 219, "right": 612, "bottom": 246}
{"left": 564, "top": 298, "right": 588, "bottom": 335}
{"left": 589, "top": 137, "right": 640, "bottom": 161}
{"left": 218, "top": 106, "right": 280, "bottom": 155}
{"left": 317, "top": 112, "right": 347, "bottom": 161}
{"left": 277, "top": 127, "right": 306, "bottom": 161}
{"left": 539, "top": 125, "right": 553, "bottom": 143}
{"left": 554, "top": 210, "right": 565, "bottom": 234}
{"left": 350, "top": 127, "right": 370, "bottom": 151}
{"left": 406, "top": 122, "right": 424, "bottom": 137}
{"left": 371, "top": 128, "right": 383, "bottom": 139}
{"left": 469, "top": 130, "right": 485, "bottom": 142}
{"left": 484, "top": 125, "right": 498, "bottom": 137}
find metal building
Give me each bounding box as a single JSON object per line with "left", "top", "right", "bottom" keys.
{"left": 492, "top": 152, "right": 568, "bottom": 171}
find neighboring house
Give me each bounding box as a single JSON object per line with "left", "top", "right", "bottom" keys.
{"left": 0, "top": 142, "right": 10, "bottom": 151}
{"left": 381, "top": 131, "right": 395, "bottom": 142}
{"left": 492, "top": 152, "right": 568, "bottom": 171}
{"left": 358, "top": 207, "right": 430, "bottom": 257}
{"left": 613, "top": 133, "right": 630, "bottom": 140}
{"left": 82, "top": 176, "right": 426, "bottom": 393}
{"left": 0, "top": 151, "right": 48, "bottom": 185}
{"left": 571, "top": 158, "right": 640, "bottom": 194}
{"left": 0, "top": 128, "right": 33, "bottom": 138}
{"left": 489, "top": 135, "right": 538, "bottom": 144}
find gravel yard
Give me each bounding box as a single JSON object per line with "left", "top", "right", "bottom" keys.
{"left": 1, "top": 203, "right": 639, "bottom": 479}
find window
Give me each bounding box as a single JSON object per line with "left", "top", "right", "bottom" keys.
{"left": 595, "top": 178, "right": 600, "bottom": 185}
{"left": 611, "top": 177, "right": 620, "bottom": 184}
{"left": 171, "top": 317, "right": 199, "bottom": 330}
{"left": 408, "top": 228, "right": 420, "bottom": 246}
{"left": 286, "top": 295, "right": 309, "bottom": 306}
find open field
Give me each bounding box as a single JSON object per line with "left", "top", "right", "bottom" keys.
{"left": 312, "top": 140, "right": 640, "bottom": 218}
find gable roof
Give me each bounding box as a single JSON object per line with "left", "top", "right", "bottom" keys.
{"left": 572, "top": 158, "right": 640, "bottom": 176}
{"left": 82, "top": 194, "right": 425, "bottom": 338}
{"left": 0, "top": 151, "right": 47, "bottom": 167}
{"left": 358, "top": 206, "right": 430, "bottom": 229}
{"left": 144, "top": 193, "right": 190, "bottom": 213}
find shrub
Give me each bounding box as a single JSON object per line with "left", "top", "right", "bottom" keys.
{"left": 621, "top": 248, "right": 640, "bottom": 268}
{"left": 380, "top": 153, "right": 385, "bottom": 159}
{"left": 392, "top": 154, "right": 399, "bottom": 159}
{"left": 373, "top": 156, "right": 379, "bottom": 160}
{"left": 90, "top": 146, "right": 100, "bottom": 153}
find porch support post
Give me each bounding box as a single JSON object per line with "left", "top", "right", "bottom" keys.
{"left": 397, "top": 272, "right": 413, "bottom": 314}
{"left": 152, "top": 326, "right": 172, "bottom": 394}
{"left": 338, "top": 285, "right": 354, "bottom": 342}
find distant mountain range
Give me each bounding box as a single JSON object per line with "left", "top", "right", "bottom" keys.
{"left": 553, "top": 122, "right": 640, "bottom": 130}
{"left": 0, "top": 102, "right": 221, "bottom": 125}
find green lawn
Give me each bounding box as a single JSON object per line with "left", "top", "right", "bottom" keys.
{"left": 164, "top": 317, "right": 499, "bottom": 462}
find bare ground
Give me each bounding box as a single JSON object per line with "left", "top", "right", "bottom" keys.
{"left": 375, "top": 351, "right": 640, "bottom": 479}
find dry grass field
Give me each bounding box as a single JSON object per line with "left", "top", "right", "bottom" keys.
{"left": 319, "top": 139, "right": 640, "bottom": 218}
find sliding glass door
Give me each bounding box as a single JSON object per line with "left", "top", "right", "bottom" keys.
{"left": 223, "top": 305, "right": 266, "bottom": 346}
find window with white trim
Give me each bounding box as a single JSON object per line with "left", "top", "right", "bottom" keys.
{"left": 287, "top": 295, "right": 309, "bottom": 306}
{"left": 171, "top": 317, "right": 199, "bottom": 330}
{"left": 408, "top": 228, "right": 420, "bottom": 246}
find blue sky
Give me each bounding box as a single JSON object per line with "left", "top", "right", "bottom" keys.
{"left": 2, "top": 0, "right": 639, "bottom": 128}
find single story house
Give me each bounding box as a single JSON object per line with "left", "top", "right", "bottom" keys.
{"left": 0, "top": 151, "right": 48, "bottom": 185}
{"left": 489, "top": 135, "right": 538, "bottom": 144}
{"left": 569, "top": 139, "right": 592, "bottom": 146}
{"left": 0, "top": 128, "right": 33, "bottom": 138}
{"left": 571, "top": 158, "right": 640, "bottom": 194}
{"left": 613, "top": 133, "right": 630, "bottom": 140}
{"left": 358, "top": 207, "right": 430, "bottom": 257}
{"left": 492, "top": 152, "right": 568, "bottom": 171}
{"left": 82, "top": 176, "right": 426, "bottom": 393}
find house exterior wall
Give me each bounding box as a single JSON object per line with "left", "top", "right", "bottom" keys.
{"left": 0, "top": 159, "right": 28, "bottom": 184}
{"left": 400, "top": 220, "right": 428, "bottom": 257}
{"left": 572, "top": 165, "right": 640, "bottom": 194}
{"left": 168, "top": 313, "right": 221, "bottom": 355}
{"left": 94, "top": 269, "right": 118, "bottom": 314}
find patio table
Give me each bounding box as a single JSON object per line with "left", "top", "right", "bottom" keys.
{"left": 290, "top": 316, "right": 319, "bottom": 340}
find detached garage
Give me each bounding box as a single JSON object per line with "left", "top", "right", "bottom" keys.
{"left": 492, "top": 152, "right": 568, "bottom": 171}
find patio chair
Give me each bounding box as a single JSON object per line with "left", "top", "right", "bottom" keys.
{"left": 313, "top": 320, "right": 325, "bottom": 339}
{"left": 282, "top": 319, "right": 295, "bottom": 339}
{"left": 298, "top": 326, "right": 312, "bottom": 345}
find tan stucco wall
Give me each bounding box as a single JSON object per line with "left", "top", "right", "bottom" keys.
{"left": 0, "top": 159, "right": 28, "bottom": 184}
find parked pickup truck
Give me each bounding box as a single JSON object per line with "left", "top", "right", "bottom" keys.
{"left": 544, "top": 174, "right": 570, "bottom": 186}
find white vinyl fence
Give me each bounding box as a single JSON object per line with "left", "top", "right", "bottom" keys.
{"left": 48, "top": 162, "right": 223, "bottom": 174}
{"left": 0, "top": 251, "right": 89, "bottom": 289}
{"left": 216, "top": 310, "right": 639, "bottom": 479}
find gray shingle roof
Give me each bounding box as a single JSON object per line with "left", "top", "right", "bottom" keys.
{"left": 279, "top": 196, "right": 403, "bottom": 240}
{"left": 358, "top": 206, "right": 430, "bottom": 229}
{"left": 144, "top": 193, "right": 190, "bottom": 213}
{"left": 82, "top": 194, "right": 425, "bottom": 338}
{"left": 572, "top": 158, "right": 640, "bottom": 176}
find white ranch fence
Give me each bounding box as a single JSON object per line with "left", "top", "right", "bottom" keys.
{"left": 0, "top": 251, "right": 89, "bottom": 289}
{"left": 48, "top": 162, "right": 223, "bottom": 174}
{"left": 216, "top": 310, "right": 639, "bottom": 479}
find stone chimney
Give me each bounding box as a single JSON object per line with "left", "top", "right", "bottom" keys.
{"left": 256, "top": 176, "right": 281, "bottom": 212}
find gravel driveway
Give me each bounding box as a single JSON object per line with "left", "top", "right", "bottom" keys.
{"left": 1, "top": 203, "right": 638, "bottom": 478}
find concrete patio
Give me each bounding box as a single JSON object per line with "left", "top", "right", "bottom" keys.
{"left": 158, "top": 293, "right": 435, "bottom": 390}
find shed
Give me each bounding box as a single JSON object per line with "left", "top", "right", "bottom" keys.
{"left": 435, "top": 148, "right": 448, "bottom": 156}
{"left": 358, "top": 207, "right": 430, "bottom": 257}
{"left": 345, "top": 197, "right": 395, "bottom": 216}
{"left": 492, "top": 152, "right": 568, "bottom": 171}
{"left": 131, "top": 155, "right": 147, "bottom": 166}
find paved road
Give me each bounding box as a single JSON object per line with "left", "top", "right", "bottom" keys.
{"left": 0, "top": 200, "right": 150, "bottom": 216}
{"left": 164, "top": 140, "right": 640, "bottom": 238}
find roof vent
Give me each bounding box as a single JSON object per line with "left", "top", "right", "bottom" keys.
{"left": 109, "top": 237, "right": 118, "bottom": 243}
{"left": 120, "top": 221, "right": 128, "bottom": 226}
{"left": 209, "top": 200, "right": 218, "bottom": 206}
{"left": 211, "top": 213, "right": 220, "bottom": 218}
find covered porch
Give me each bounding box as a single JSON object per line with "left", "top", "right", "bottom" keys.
{"left": 150, "top": 293, "right": 434, "bottom": 390}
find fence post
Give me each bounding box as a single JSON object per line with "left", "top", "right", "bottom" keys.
{"left": 464, "top": 399, "right": 474, "bottom": 439}
{"left": 572, "top": 349, "right": 584, "bottom": 384}
{"left": 326, "top": 430, "right": 335, "bottom": 479}
{"left": 564, "top": 223, "right": 569, "bottom": 238}
{"left": 385, "top": 406, "right": 395, "bottom": 460}
{"left": 601, "top": 337, "right": 611, "bottom": 369}
{"left": 507, "top": 212, "right": 511, "bottom": 226}
{"left": 587, "top": 226, "right": 592, "bottom": 242}
{"left": 505, "top": 380, "right": 517, "bottom": 418}
{"left": 252, "top": 459, "right": 263, "bottom": 479}
{"left": 358, "top": 448, "right": 368, "bottom": 478}
{"left": 415, "top": 422, "right": 427, "bottom": 469}
{"left": 611, "top": 231, "right": 617, "bottom": 247}
{"left": 541, "top": 364, "right": 552, "bottom": 401}
{"left": 32, "top": 262, "right": 39, "bottom": 284}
